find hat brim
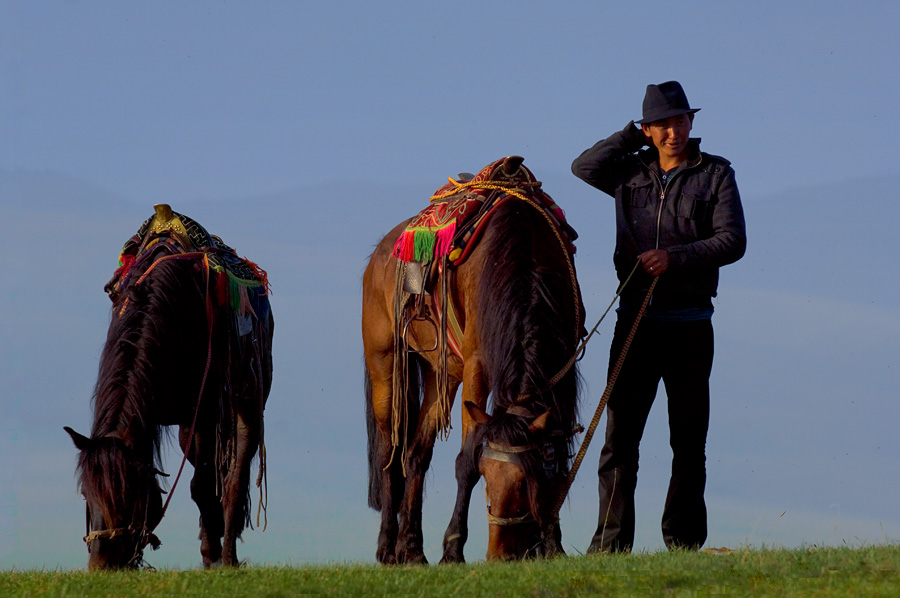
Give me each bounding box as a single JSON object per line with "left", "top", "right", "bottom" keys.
{"left": 636, "top": 107, "right": 700, "bottom": 125}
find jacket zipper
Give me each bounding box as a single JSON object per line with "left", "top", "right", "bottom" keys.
{"left": 643, "top": 153, "right": 704, "bottom": 250}
{"left": 655, "top": 173, "right": 668, "bottom": 250}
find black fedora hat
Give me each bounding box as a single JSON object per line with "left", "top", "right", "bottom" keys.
{"left": 636, "top": 81, "right": 700, "bottom": 124}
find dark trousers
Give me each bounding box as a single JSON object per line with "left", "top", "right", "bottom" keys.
{"left": 588, "top": 314, "right": 714, "bottom": 553}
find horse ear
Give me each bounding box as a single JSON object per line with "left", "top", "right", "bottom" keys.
{"left": 464, "top": 401, "right": 491, "bottom": 426}
{"left": 64, "top": 426, "right": 92, "bottom": 451}
{"left": 528, "top": 411, "right": 551, "bottom": 433}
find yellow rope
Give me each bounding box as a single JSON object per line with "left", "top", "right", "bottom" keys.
{"left": 430, "top": 177, "right": 542, "bottom": 202}
{"left": 437, "top": 181, "right": 582, "bottom": 348}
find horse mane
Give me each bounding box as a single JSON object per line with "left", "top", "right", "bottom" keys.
{"left": 75, "top": 436, "right": 148, "bottom": 525}
{"left": 92, "top": 244, "right": 206, "bottom": 467}
{"left": 476, "top": 197, "right": 580, "bottom": 422}
{"left": 475, "top": 196, "right": 581, "bottom": 510}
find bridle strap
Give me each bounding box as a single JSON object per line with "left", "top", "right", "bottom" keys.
{"left": 84, "top": 527, "right": 130, "bottom": 543}
{"left": 481, "top": 441, "right": 540, "bottom": 526}
{"left": 486, "top": 511, "right": 535, "bottom": 526}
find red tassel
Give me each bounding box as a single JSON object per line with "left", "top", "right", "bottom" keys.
{"left": 392, "top": 230, "right": 416, "bottom": 262}
{"left": 216, "top": 270, "right": 229, "bottom": 306}
{"left": 114, "top": 254, "right": 135, "bottom": 278}
{"left": 241, "top": 257, "right": 272, "bottom": 295}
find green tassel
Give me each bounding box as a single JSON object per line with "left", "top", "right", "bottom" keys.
{"left": 414, "top": 229, "right": 436, "bottom": 262}
{"left": 229, "top": 274, "right": 243, "bottom": 314}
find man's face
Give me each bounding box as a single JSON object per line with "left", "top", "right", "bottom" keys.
{"left": 641, "top": 113, "right": 693, "bottom": 164}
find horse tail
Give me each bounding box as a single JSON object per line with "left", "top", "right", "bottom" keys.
{"left": 365, "top": 351, "right": 424, "bottom": 511}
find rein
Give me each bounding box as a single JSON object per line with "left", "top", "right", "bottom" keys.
{"left": 535, "top": 260, "right": 644, "bottom": 396}
{"left": 478, "top": 261, "right": 657, "bottom": 535}
{"left": 150, "top": 252, "right": 215, "bottom": 522}
{"left": 545, "top": 271, "right": 659, "bottom": 535}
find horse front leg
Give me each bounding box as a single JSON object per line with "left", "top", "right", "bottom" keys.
{"left": 220, "top": 410, "right": 259, "bottom": 567}
{"left": 184, "top": 425, "right": 224, "bottom": 568}
{"left": 441, "top": 359, "right": 486, "bottom": 564}
{"left": 439, "top": 434, "right": 481, "bottom": 564}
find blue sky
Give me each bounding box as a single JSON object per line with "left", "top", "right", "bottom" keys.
{"left": 2, "top": 1, "right": 899, "bottom": 569}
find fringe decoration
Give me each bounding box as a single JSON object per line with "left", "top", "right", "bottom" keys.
{"left": 216, "top": 269, "right": 229, "bottom": 307}
{"left": 389, "top": 260, "right": 411, "bottom": 476}
{"left": 241, "top": 258, "right": 271, "bottom": 295}
{"left": 114, "top": 254, "right": 135, "bottom": 279}
{"left": 435, "top": 256, "right": 452, "bottom": 440}
{"left": 211, "top": 263, "right": 264, "bottom": 319}
{"left": 393, "top": 230, "right": 416, "bottom": 262}
{"left": 434, "top": 223, "right": 456, "bottom": 259}
{"left": 392, "top": 223, "right": 458, "bottom": 263}
{"left": 413, "top": 229, "right": 435, "bottom": 262}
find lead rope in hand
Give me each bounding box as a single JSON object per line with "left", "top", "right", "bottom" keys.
{"left": 547, "top": 262, "right": 658, "bottom": 533}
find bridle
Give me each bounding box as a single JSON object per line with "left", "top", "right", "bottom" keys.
{"left": 481, "top": 440, "right": 539, "bottom": 527}
{"left": 479, "top": 407, "right": 580, "bottom": 529}
{"left": 82, "top": 459, "right": 165, "bottom": 568}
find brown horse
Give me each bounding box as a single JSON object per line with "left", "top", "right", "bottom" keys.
{"left": 363, "top": 157, "right": 583, "bottom": 563}
{"left": 65, "top": 207, "right": 273, "bottom": 569}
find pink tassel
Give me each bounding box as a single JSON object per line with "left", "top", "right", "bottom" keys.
{"left": 434, "top": 222, "right": 456, "bottom": 258}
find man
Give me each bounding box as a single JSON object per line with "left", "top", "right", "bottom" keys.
{"left": 571, "top": 81, "right": 746, "bottom": 552}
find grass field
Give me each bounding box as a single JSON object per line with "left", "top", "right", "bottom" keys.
{"left": 3, "top": 545, "right": 899, "bottom": 597}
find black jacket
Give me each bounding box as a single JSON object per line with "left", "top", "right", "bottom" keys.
{"left": 572, "top": 122, "right": 747, "bottom": 310}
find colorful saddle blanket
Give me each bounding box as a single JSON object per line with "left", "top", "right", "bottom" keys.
{"left": 107, "top": 204, "right": 270, "bottom": 325}
{"left": 392, "top": 157, "right": 576, "bottom": 264}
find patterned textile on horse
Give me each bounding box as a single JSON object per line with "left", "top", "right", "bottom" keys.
{"left": 106, "top": 204, "right": 272, "bottom": 533}
{"left": 106, "top": 204, "right": 271, "bottom": 334}
{"left": 392, "top": 157, "right": 577, "bottom": 267}
{"left": 391, "top": 157, "right": 579, "bottom": 358}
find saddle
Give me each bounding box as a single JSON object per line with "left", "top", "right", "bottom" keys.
{"left": 393, "top": 156, "right": 578, "bottom": 295}
{"left": 105, "top": 204, "right": 270, "bottom": 333}
{"left": 388, "top": 158, "right": 582, "bottom": 445}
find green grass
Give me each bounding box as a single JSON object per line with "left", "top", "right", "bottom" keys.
{"left": 4, "top": 545, "right": 900, "bottom": 597}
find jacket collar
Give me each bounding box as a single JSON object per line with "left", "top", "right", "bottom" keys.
{"left": 638, "top": 138, "right": 703, "bottom": 173}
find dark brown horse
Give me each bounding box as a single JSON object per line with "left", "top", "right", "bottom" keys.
{"left": 65, "top": 207, "right": 273, "bottom": 569}
{"left": 363, "top": 157, "right": 583, "bottom": 563}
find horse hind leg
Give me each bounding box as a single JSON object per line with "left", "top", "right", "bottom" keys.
{"left": 185, "top": 426, "right": 224, "bottom": 568}
{"left": 220, "top": 409, "right": 259, "bottom": 567}
{"left": 366, "top": 358, "right": 406, "bottom": 564}
{"left": 396, "top": 366, "right": 451, "bottom": 565}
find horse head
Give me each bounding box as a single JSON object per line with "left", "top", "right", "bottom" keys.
{"left": 465, "top": 402, "right": 569, "bottom": 561}
{"left": 64, "top": 426, "right": 166, "bottom": 570}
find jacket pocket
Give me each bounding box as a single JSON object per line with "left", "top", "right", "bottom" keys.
{"left": 678, "top": 187, "right": 713, "bottom": 221}
{"left": 626, "top": 180, "right": 652, "bottom": 208}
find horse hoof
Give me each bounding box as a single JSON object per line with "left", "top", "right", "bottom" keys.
{"left": 438, "top": 553, "right": 465, "bottom": 565}
{"left": 398, "top": 549, "right": 428, "bottom": 566}
{"left": 377, "top": 552, "right": 397, "bottom": 565}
